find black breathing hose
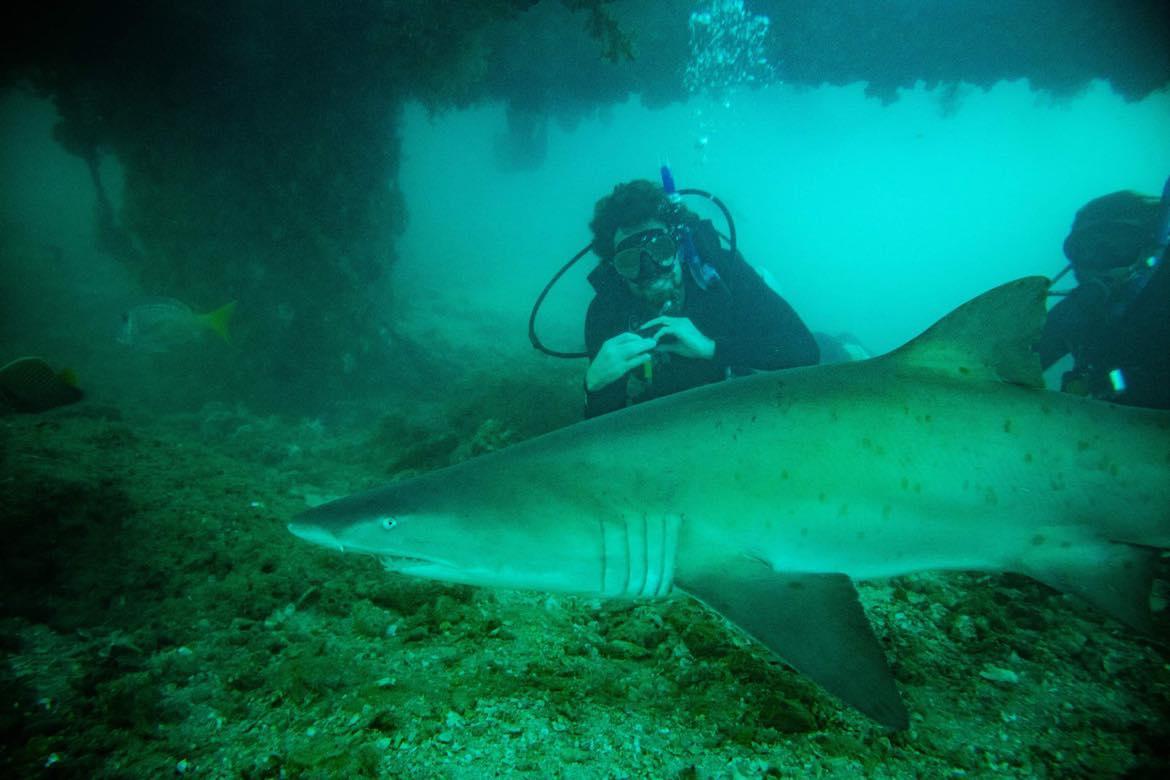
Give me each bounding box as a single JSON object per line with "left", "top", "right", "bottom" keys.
{"left": 527, "top": 243, "right": 594, "bottom": 359}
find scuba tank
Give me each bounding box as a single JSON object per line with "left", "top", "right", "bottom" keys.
{"left": 1109, "top": 174, "right": 1169, "bottom": 318}
{"left": 1058, "top": 175, "right": 1170, "bottom": 402}
{"left": 1154, "top": 174, "right": 1170, "bottom": 261}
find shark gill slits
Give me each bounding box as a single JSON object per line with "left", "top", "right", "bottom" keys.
{"left": 1003, "top": 419, "right": 1013, "bottom": 433}
{"left": 1031, "top": 534, "right": 1046, "bottom": 546}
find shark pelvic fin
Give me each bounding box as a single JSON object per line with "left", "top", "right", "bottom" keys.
{"left": 889, "top": 276, "right": 1048, "bottom": 388}
{"left": 679, "top": 562, "right": 909, "bottom": 731}
{"left": 1020, "top": 541, "right": 1159, "bottom": 634}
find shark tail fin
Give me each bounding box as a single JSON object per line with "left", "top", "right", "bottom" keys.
{"left": 888, "top": 276, "right": 1048, "bottom": 388}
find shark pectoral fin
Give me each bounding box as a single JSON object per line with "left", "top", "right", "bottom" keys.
{"left": 678, "top": 565, "right": 909, "bottom": 731}
{"left": 1020, "top": 541, "right": 1159, "bottom": 633}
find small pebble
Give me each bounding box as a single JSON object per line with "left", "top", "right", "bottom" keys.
{"left": 979, "top": 665, "right": 1020, "bottom": 685}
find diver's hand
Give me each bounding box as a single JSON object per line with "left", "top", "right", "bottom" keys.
{"left": 586, "top": 332, "right": 656, "bottom": 391}
{"left": 640, "top": 316, "right": 715, "bottom": 360}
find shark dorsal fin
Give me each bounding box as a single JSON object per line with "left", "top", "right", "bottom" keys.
{"left": 887, "top": 276, "right": 1049, "bottom": 388}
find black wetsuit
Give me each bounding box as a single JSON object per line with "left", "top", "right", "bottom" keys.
{"left": 583, "top": 221, "right": 819, "bottom": 418}
{"left": 1036, "top": 258, "right": 1169, "bottom": 409}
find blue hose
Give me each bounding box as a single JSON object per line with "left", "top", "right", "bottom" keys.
{"left": 660, "top": 165, "right": 677, "bottom": 196}
{"left": 660, "top": 165, "right": 722, "bottom": 290}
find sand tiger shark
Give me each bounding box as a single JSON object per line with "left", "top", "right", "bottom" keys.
{"left": 288, "top": 277, "right": 1170, "bottom": 729}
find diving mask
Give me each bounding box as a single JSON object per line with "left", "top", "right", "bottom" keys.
{"left": 612, "top": 229, "right": 678, "bottom": 282}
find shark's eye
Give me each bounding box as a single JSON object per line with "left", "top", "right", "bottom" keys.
{"left": 380, "top": 517, "right": 398, "bottom": 531}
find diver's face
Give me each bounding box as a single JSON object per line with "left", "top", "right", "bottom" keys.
{"left": 612, "top": 219, "right": 681, "bottom": 307}
{"left": 633, "top": 258, "right": 682, "bottom": 308}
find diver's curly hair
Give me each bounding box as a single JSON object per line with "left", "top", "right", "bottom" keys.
{"left": 589, "top": 179, "right": 700, "bottom": 262}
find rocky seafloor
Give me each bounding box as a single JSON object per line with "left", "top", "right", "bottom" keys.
{"left": 2, "top": 401, "right": 1168, "bottom": 779}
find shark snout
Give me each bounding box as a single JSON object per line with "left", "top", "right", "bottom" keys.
{"left": 287, "top": 522, "right": 345, "bottom": 552}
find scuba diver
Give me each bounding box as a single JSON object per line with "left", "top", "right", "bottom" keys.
{"left": 1037, "top": 185, "right": 1170, "bottom": 409}
{"left": 574, "top": 176, "right": 819, "bottom": 418}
